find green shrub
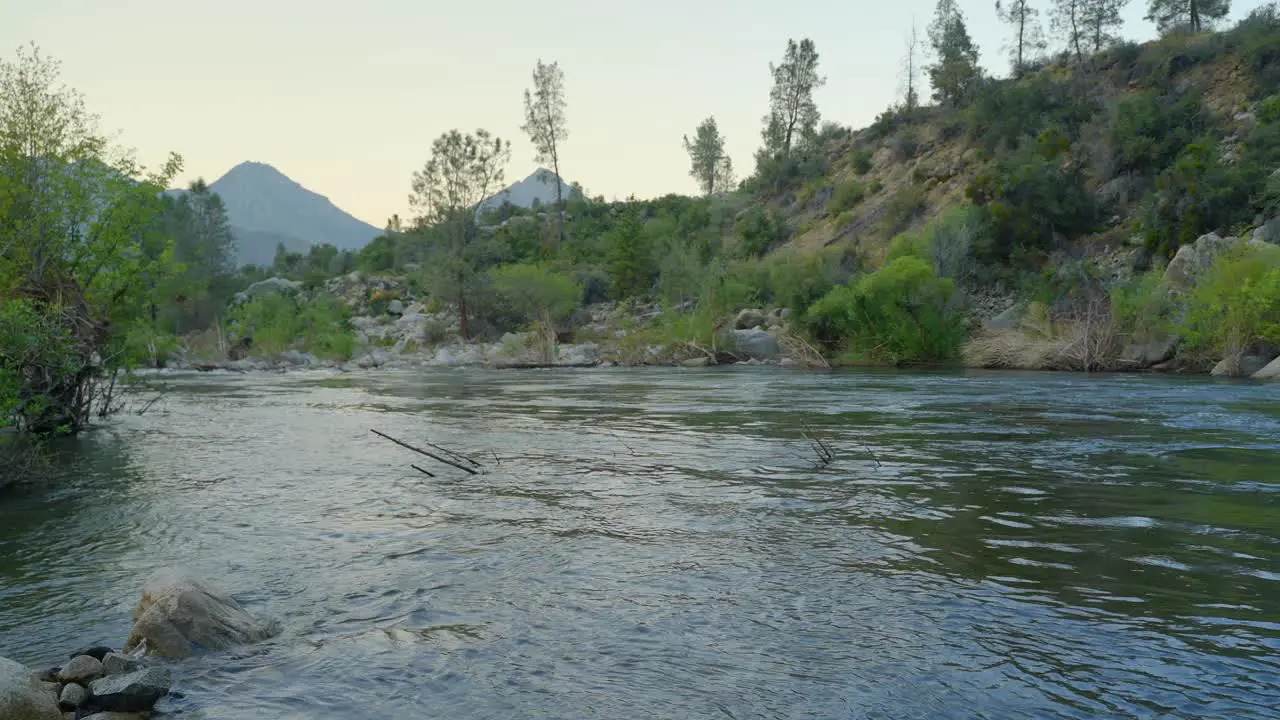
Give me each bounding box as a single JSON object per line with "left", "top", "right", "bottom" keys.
{"left": 228, "top": 294, "right": 356, "bottom": 360}
{"left": 796, "top": 178, "right": 827, "bottom": 206}
{"left": 1108, "top": 89, "right": 1210, "bottom": 176}
{"left": 868, "top": 179, "right": 885, "bottom": 195}
{"left": 1139, "top": 139, "right": 1254, "bottom": 258}
{"left": 489, "top": 263, "right": 582, "bottom": 330}
{"left": 965, "top": 72, "right": 1096, "bottom": 153}
{"left": 887, "top": 204, "right": 989, "bottom": 286}
{"left": 852, "top": 147, "right": 874, "bottom": 175}
{"left": 733, "top": 205, "right": 787, "bottom": 257}
{"left": 803, "top": 257, "right": 966, "bottom": 365}
{"left": 1110, "top": 270, "right": 1176, "bottom": 342}
{"left": 119, "top": 324, "right": 180, "bottom": 369}
{"left": 1234, "top": 3, "right": 1280, "bottom": 96}
{"left": 1179, "top": 244, "right": 1280, "bottom": 356}
{"left": 829, "top": 181, "right": 866, "bottom": 215}
{"left": 883, "top": 185, "right": 929, "bottom": 236}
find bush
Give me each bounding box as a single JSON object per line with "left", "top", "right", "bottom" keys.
{"left": 1139, "top": 139, "right": 1255, "bottom": 258}
{"left": 966, "top": 72, "right": 1096, "bottom": 153}
{"left": 489, "top": 263, "right": 582, "bottom": 330}
{"left": 883, "top": 185, "right": 929, "bottom": 236}
{"left": 829, "top": 181, "right": 866, "bottom": 215}
{"left": 852, "top": 147, "right": 874, "bottom": 175}
{"left": 1108, "top": 89, "right": 1210, "bottom": 176}
{"left": 803, "top": 257, "right": 966, "bottom": 365}
{"left": 228, "top": 294, "right": 356, "bottom": 360}
{"left": 888, "top": 204, "right": 989, "bottom": 287}
{"left": 733, "top": 205, "right": 787, "bottom": 257}
{"left": 1233, "top": 3, "right": 1280, "bottom": 95}
{"left": 1179, "top": 244, "right": 1280, "bottom": 357}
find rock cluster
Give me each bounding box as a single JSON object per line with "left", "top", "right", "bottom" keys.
{"left": 2, "top": 649, "right": 169, "bottom": 719}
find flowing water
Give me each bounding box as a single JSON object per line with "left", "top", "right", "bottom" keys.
{"left": 1, "top": 368, "right": 1278, "bottom": 719}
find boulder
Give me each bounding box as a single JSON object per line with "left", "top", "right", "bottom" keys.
{"left": 734, "top": 309, "right": 768, "bottom": 330}
{"left": 680, "top": 356, "right": 712, "bottom": 368}
{"left": 278, "top": 349, "right": 317, "bottom": 367}
{"left": 558, "top": 343, "right": 599, "bottom": 366}
{"left": 730, "top": 329, "right": 781, "bottom": 361}
{"left": 87, "top": 667, "right": 171, "bottom": 713}
{"left": 1121, "top": 336, "right": 1179, "bottom": 367}
{"left": 81, "top": 714, "right": 151, "bottom": 720}
{"left": 243, "top": 277, "right": 303, "bottom": 299}
{"left": 68, "top": 647, "right": 114, "bottom": 662}
{"left": 57, "top": 656, "right": 102, "bottom": 685}
{"left": 57, "top": 684, "right": 87, "bottom": 711}
{"left": 1163, "top": 233, "right": 1267, "bottom": 291}
{"left": 1210, "top": 355, "right": 1274, "bottom": 378}
{"left": 387, "top": 299, "right": 405, "bottom": 315}
{"left": 0, "top": 656, "right": 62, "bottom": 720}
{"left": 1253, "top": 356, "right": 1280, "bottom": 379}
{"left": 124, "top": 569, "right": 278, "bottom": 659}
{"left": 100, "top": 654, "right": 141, "bottom": 678}
{"left": 354, "top": 348, "right": 391, "bottom": 369}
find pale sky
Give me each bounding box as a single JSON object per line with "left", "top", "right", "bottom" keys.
{"left": 3, "top": 0, "right": 1270, "bottom": 226}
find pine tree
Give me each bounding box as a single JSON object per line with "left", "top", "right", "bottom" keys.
{"left": 521, "top": 59, "right": 568, "bottom": 244}
{"left": 928, "top": 0, "right": 982, "bottom": 105}
{"left": 1146, "top": 0, "right": 1230, "bottom": 33}
{"left": 902, "top": 20, "right": 922, "bottom": 111}
{"left": 1082, "top": 0, "right": 1129, "bottom": 53}
{"left": 761, "top": 39, "right": 825, "bottom": 161}
{"left": 996, "top": 0, "right": 1047, "bottom": 76}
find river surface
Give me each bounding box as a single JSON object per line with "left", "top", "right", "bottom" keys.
{"left": 1, "top": 368, "right": 1278, "bottom": 719}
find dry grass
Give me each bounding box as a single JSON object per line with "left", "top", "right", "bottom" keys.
{"left": 777, "top": 331, "right": 831, "bottom": 369}
{"left": 964, "top": 298, "right": 1124, "bottom": 372}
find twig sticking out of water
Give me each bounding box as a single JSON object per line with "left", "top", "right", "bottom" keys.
{"left": 859, "top": 439, "right": 883, "bottom": 468}
{"left": 604, "top": 426, "right": 637, "bottom": 456}
{"left": 371, "top": 430, "right": 479, "bottom": 476}
{"left": 410, "top": 464, "right": 437, "bottom": 478}
{"left": 135, "top": 395, "right": 164, "bottom": 416}
{"left": 490, "top": 449, "right": 501, "bottom": 467}
{"left": 800, "top": 422, "right": 836, "bottom": 466}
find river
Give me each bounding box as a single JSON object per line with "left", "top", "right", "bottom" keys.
{"left": 1, "top": 367, "right": 1277, "bottom": 718}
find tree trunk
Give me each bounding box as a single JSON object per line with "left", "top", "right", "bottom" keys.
{"left": 1070, "top": 0, "right": 1083, "bottom": 63}
{"left": 1190, "top": 0, "right": 1201, "bottom": 32}
{"left": 458, "top": 289, "right": 469, "bottom": 340}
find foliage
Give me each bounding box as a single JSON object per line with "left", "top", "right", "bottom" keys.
{"left": 1139, "top": 139, "right": 1254, "bottom": 257}
{"left": 761, "top": 38, "right": 825, "bottom": 162}
{"left": 521, "top": 59, "right": 568, "bottom": 242}
{"left": 228, "top": 294, "right": 355, "bottom": 360}
{"left": 605, "top": 205, "right": 653, "bottom": 298}
{"left": 488, "top": 263, "right": 582, "bottom": 329}
{"left": 1178, "top": 244, "right": 1280, "bottom": 357}
{"left": 883, "top": 185, "right": 929, "bottom": 236}
{"left": 1108, "top": 88, "right": 1209, "bottom": 175}
{"left": 1, "top": 44, "right": 182, "bottom": 434}
{"left": 733, "top": 205, "right": 787, "bottom": 257}
{"left": 684, "top": 116, "right": 734, "bottom": 196}
{"left": 965, "top": 71, "right": 1096, "bottom": 153}
{"left": 996, "top": 0, "right": 1047, "bottom": 75}
{"left": 928, "top": 0, "right": 983, "bottom": 106}
{"left": 851, "top": 147, "right": 874, "bottom": 175}
{"left": 967, "top": 132, "right": 1096, "bottom": 265}
{"left": 829, "top": 181, "right": 866, "bottom": 215}
{"left": 888, "top": 204, "right": 988, "bottom": 287}
{"left": 1146, "top": 0, "right": 1231, "bottom": 34}
{"left": 804, "top": 257, "right": 966, "bottom": 364}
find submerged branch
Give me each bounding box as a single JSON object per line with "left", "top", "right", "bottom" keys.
{"left": 371, "top": 429, "right": 479, "bottom": 475}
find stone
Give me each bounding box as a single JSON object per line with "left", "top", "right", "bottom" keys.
{"left": 0, "top": 656, "right": 62, "bottom": 720}
{"left": 1163, "top": 232, "right": 1267, "bottom": 291}
{"left": 680, "top": 356, "right": 712, "bottom": 368}
{"left": 81, "top": 714, "right": 151, "bottom": 720}
{"left": 36, "top": 667, "right": 59, "bottom": 683}
{"left": 730, "top": 329, "right": 781, "bottom": 361}
{"left": 87, "top": 667, "right": 171, "bottom": 713}
{"left": 57, "top": 683, "right": 87, "bottom": 711}
{"left": 780, "top": 358, "right": 800, "bottom": 368}
{"left": 278, "top": 349, "right": 317, "bottom": 367}
{"left": 1253, "top": 356, "right": 1280, "bottom": 379}
{"left": 1210, "top": 355, "right": 1274, "bottom": 378}
{"left": 387, "top": 299, "right": 405, "bottom": 315}
{"left": 1121, "top": 336, "right": 1179, "bottom": 367}
{"left": 243, "top": 277, "right": 302, "bottom": 299}
{"left": 354, "top": 348, "right": 391, "bottom": 369}
{"left": 558, "top": 343, "right": 599, "bottom": 366}
{"left": 124, "top": 569, "right": 278, "bottom": 659}
{"left": 99, "top": 654, "right": 141, "bottom": 678}
{"left": 734, "top": 308, "right": 768, "bottom": 330}
{"left": 57, "top": 656, "right": 102, "bottom": 685}
{"left": 41, "top": 682, "right": 59, "bottom": 699}
{"left": 68, "top": 647, "right": 114, "bottom": 662}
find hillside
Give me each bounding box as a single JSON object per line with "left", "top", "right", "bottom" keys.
{"left": 174, "top": 162, "right": 382, "bottom": 267}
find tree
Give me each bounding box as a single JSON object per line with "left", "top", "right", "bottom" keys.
{"left": 761, "top": 39, "right": 825, "bottom": 162}
{"left": 1, "top": 43, "right": 182, "bottom": 433}
{"left": 1082, "top": 0, "right": 1129, "bottom": 53}
{"left": 1146, "top": 0, "right": 1230, "bottom": 33}
{"left": 521, "top": 60, "right": 568, "bottom": 245}
{"left": 408, "top": 129, "right": 511, "bottom": 338}
{"left": 996, "top": 0, "right": 1047, "bottom": 76}
{"left": 928, "top": 0, "right": 982, "bottom": 106}
{"left": 1052, "top": 0, "right": 1087, "bottom": 62}
{"left": 901, "top": 20, "right": 923, "bottom": 111}
{"left": 683, "top": 116, "right": 734, "bottom": 196}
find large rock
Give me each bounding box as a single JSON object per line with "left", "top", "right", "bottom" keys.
{"left": 87, "top": 667, "right": 171, "bottom": 713}
{"left": 387, "top": 299, "right": 405, "bottom": 315}
{"left": 124, "top": 569, "right": 278, "bottom": 659}
{"left": 1163, "top": 233, "right": 1267, "bottom": 291}
{"left": 57, "top": 656, "right": 102, "bottom": 684}
{"left": 734, "top": 309, "right": 768, "bottom": 330}
{"left": 730, "top": 329, "right": 781, "bottom": 361}
{"left": 558, "top": 343, "right": 599, "bottom": 366}
{"left": 1210, "top": 355, "right": 1274, "bottom": 378}
{"left": 58, "top": 683, "right": 87, "bottom": 711}
{"left": 1121, "top": 336, "right": 1179, "bottom": 368}
{"left": 243, "top": 277, "right": 303, "bottom": 299}
{"left": 1253, "top": 356, "right": 1280, "bottom": 379}
{"left": 68, "top": 647, "right": 114, "bottom": 662}
{"left": 0, "top": 656, "right": 62, "bottom": 720}
{"left": 82, "top": 714, "right": 151, "bottom": 720}
{"left": 100, "top": 654, "right": 141, "bottom": 678}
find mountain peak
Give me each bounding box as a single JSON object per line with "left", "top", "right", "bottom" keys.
{"left": 481, "top": 168, "right": 574, "bottom": 212}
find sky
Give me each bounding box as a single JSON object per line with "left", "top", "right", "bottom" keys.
{"left": 3, "top": 0, "right": 1271, "bottom": 227}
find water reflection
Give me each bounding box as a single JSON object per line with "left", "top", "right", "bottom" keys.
{"left": 0, "top": 367, "right": 1277, "bottom": 718}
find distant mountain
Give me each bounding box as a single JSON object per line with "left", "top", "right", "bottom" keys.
{"left": 171, "top": 161, "right": 382, "bottom": 267}
{"left": 479, "top": 168, "right": 575, "bottom": 214}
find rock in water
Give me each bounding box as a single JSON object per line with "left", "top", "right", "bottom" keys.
{"left": 86, "top": 667, "right": 172, "bottom": 713}
{"left": 57, "top": 683, "right": 87, "bottom": 711}
{"left": 81, "top": 714, "right": 152, "bottom": 720}
{"left": 99, "top": 653, "right": 141, "bottom": 677}
{"left": 57, "top": 655, "right": 103, "bottom": 684}
{"left": 1253, "top": 356, "right": 1280, "bottom": 380}
{"left": 125, "top": 569, "right": 278, "bottom": 658}
{"left": 1211, "top": 355, "right": 1273, "bottom": 377}
{"left": 67, "top": 647, "right": 114, "bottom": 662}
{"left": 730, "top": 329, "right": 782, "bottom": 361}
{"left": 0, "top": 656, "right": 62, "bottom": 720}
